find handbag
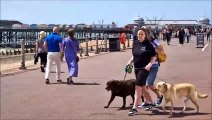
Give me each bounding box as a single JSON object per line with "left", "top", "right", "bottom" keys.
{"left": 34, "top": 53, "right": 38, "bottom": 64}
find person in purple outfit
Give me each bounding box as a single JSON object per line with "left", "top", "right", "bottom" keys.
{"left": 61, "top": 29, "right": 80, "bottom": 84}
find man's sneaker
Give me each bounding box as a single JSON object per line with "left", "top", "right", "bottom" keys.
{"left": 156, "top": 96, "right": 163, "bottom": 105}
{"left": 145, "top": 106, "right": 154, "bottom": 111}
{"left": 138, "top": 102, "right": 155, "bottom": 109}
{"left": 128, "top": 108, "right": 138, "bottom": 116}
{"left": 45, "top": 79, "right": 50, "bottom": 84}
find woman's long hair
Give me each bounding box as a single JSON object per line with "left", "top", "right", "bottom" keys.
{"left": 68, "top": 29, "right": 75, "bottom": 39}
{"left": 138, "top": 27, "right": 151, "bottom": 40}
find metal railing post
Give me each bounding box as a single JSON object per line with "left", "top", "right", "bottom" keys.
{"left": 84, "top": 37, "right": 89, "bottom": 56}
{"left": 95, "top": 35, "right": 99, "bottom": 54}
{"left": 90, "top": 37, "right": 93, "bottom": 51}
{"left": 104, "top": 35, "right": 108, "bottom": 52}
{"left": 19, "top": 39, "right": 26, "bottom": 69}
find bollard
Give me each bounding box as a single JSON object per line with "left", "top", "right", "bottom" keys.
{"left": 32, "top": 48, "right": 34, "bottom": 53}
{"left": 6, "top": 50, "right": 9, "bottom": 56}
{"left": 95, "top": 35, "right": 99, "bottom": 54}
{"left": 30, "top": 48, "right": 33, "bottom": 53}
{"left": 84, "top": 37, "right": 89, "bottom": 56}
{"left": 79, "top": 45, "right": 83, "bottom": 57}
{"left": 10, "top": 50, "right": 12, "bottom": 55}
{"left": 19, "top": 39, "right": 26, "bottom": 69}
{"left": 18, "top": 49, "right": 21, "bottom": 54}
{"left": 25, "top": 48, "right": 28, "bottom": 53}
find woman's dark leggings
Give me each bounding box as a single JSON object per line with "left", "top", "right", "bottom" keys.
{"left": 38, "top": 52, "right": 47, "bottom": 67}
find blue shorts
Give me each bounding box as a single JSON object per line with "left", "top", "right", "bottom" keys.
{"left": 146, "top": 65, "right": 159, "bottom": 86}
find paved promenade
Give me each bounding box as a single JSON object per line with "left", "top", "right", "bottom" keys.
{"left": 1, "top": 37, "right": 211, "bottom": 120}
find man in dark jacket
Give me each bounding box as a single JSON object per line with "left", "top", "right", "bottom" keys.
{"left": 178, "top": 28, "right": 185, "bottom": 45}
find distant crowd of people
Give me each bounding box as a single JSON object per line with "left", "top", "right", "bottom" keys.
{"left": 132, "top": 26, "right": 211, "bottom": 47}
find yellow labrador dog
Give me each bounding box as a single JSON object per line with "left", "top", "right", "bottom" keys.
{"left": 155, "top": 81, "right": 208, "bottom": 117}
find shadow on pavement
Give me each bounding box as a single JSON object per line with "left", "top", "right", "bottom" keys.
{"left": 143, "top": 107, "right": 212, "bottom": 118}
{"left": 172, "top": 112, "right": 211, "bottom": 118}
{"left": 50, "top": 71, "right": 65, "bottom": 73}
{"left": 50, "top": 81, "right": 100, "bottom": 85}
{"left": 72, "top": 82, "right": 100, "bottom": 85}
{"left": 168, "top": 44, "right": 179, "bottom": 46}
{"left": 105, "top": 106, "right": 132, "bottom": 111}
{"left": 155, "top": 106, "right": 195, "bottom": 111}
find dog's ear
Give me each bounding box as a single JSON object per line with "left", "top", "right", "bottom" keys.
{"left": 163, "top": 82, "right": 167, "bottom": 89}
{"left": 110, "top": 79, "right": 114, "bottom": 82}
{"left": 162, "top": 81, "right": 166, "bottom": 84}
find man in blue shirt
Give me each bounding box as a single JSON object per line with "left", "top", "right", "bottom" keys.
{"left": 44, "top": 27, "right": 63, "bottom": 84}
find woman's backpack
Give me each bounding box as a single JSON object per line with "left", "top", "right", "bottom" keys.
{"left": 151, "top": 39, "right": 167, "bottom": 63}
{"left": 155, "top": 46, "right": 167, "bottom": 63}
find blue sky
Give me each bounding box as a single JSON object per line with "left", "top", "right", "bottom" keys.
{"left": 1, "top": 0, "right": 211, "bottom": 27}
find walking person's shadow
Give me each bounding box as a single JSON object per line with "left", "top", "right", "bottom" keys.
{"left": 50, "top": 80, "right": 100, "bottom": 85}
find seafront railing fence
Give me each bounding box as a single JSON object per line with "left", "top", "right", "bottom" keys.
{"left": 0, "top": 35, "right": 132, "bottom": 73}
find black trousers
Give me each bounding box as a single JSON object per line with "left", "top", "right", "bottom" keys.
{"left": 37, "top": 52, "right": 47, "bottom": 67}
{"left": 179, "top": 37, "right": 184, "bottom": 44}
{"left": 166, "top": 36, "right": 171, "bottom": 45}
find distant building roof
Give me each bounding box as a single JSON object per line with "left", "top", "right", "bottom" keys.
{"left": 134, "top": 16, "right": 145, "bottom": 24}
{"left": 0, "top": 20, "right": 23, "bottom": 27}
{"left": 199, "top": 17, "right": 210, "bottom": 25}
{"left": 134, "top": 17, "right": 144, "bottom": 21}
{"left": 145, "top": 20, "right": 198, "bottom": 25}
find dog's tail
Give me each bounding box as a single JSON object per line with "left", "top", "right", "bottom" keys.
{"left": 198, "top": 93, "right": 208, "bottom": 99}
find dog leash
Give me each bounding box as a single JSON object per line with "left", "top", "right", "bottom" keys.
{"left": 124, "top": 71, "right": 128, "bottom": 80}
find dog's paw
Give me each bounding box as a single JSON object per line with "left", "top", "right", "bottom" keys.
{"left": 104, "top": 106, "right": 108, "bottom": 108}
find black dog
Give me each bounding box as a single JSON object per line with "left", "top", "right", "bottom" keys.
{"left": 104, "top": 79, "right": 136, "bottom": 108}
